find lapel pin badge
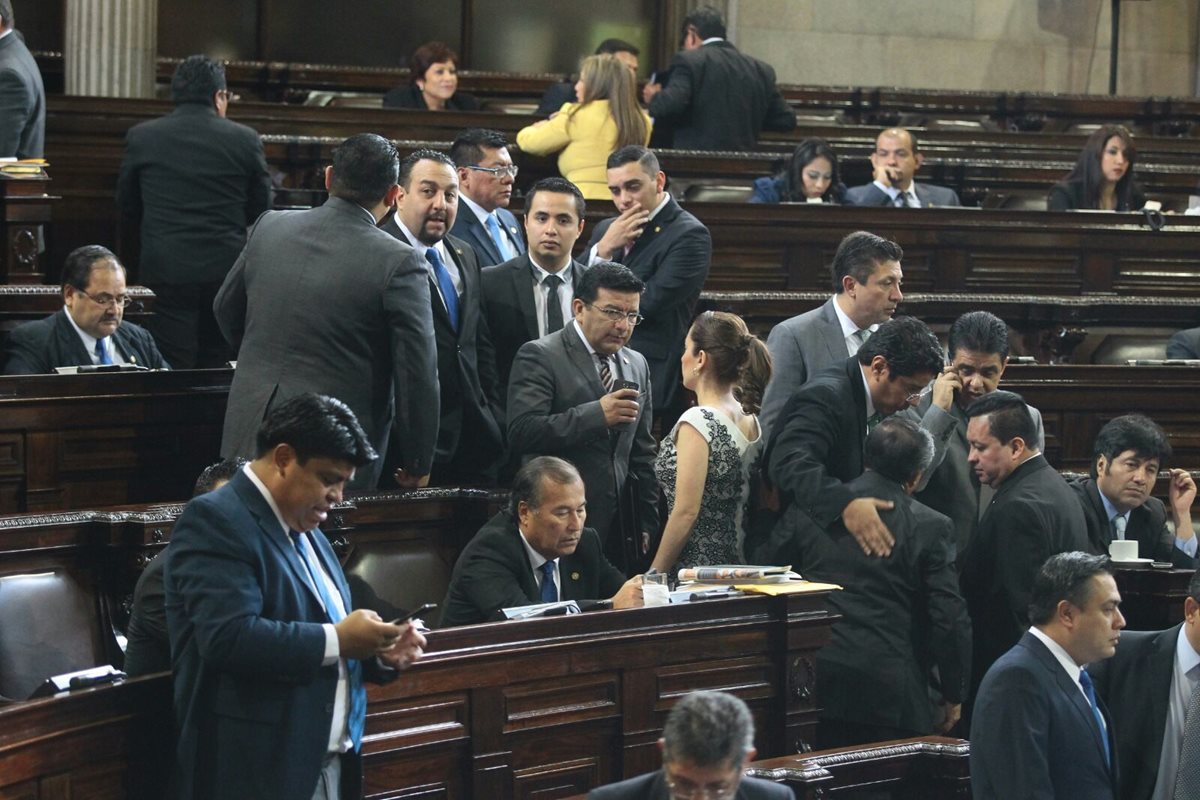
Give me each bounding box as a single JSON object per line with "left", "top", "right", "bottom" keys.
{"left": 571, "top": 572, "right": 581, "bottom": 581}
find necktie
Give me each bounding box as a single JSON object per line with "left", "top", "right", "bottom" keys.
{"left": 867, "top": 412, "right": 884, "bottom": 433}
{"left": 95, "top": 337, "right": 113, "bottom": 365}
{"left": 1079, "top": 668, "right": 1111, "bottom": 769}
{"left": 544, "top": 274, "right": 564, "bottom": 333}
{"left": 539, "top": 560, "right": 558, "bottom": 603}
{"left": 1175, "top": 670, "right": 1200, "bottom": 799}
{"left": 485, "top": 212, "right": 511, "bottom": 260}
{"left": 596, "top": 353, "right": 614, "bottom": 392}
{"left": 849, "top": 328, "right": 871, "bottom": 354}
{"left": 290, "top": 531, "right": 366, "bottom": 750}
{"left": 1111, "top": 515, "right": 1127, "bottom": 541}
{"left": 426, "top": 247, "right": 460, "bottom": 332}
{"left": 896, "top": 190, "right": 911, "bottom": 208}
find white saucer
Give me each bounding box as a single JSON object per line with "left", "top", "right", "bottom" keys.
{"left": 1110, "top": 557, "right": 1153, "bottom": 566}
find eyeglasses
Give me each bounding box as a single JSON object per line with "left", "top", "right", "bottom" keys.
{"left": 77, "top": 289, "right": 132, "bottom": 308}
{"left": 466, "top": 164, "right": 519, "bottom": 179}
{"left": 664, "top": 772, "right": 736, "bottom": 800}
{"left": 586, "top": 303, "right": 643, "bottom": 326}
{"left": 905, "top": 385, "right": 934, "bottom": 404}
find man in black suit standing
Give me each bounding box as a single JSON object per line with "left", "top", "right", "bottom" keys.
{"left": 642, "top": 6, "right": 795, "bottom": 152}
{"left": 382, "top": 148, "right": 504, "bottom": 486}
{"left": 2, "top": 245, "right": 169, "bottom": 374}
{"left": 1068, "top": 413, "right": 1197, "bottom": 567}
{"left": 0, "top": 1, "right": 43, "bottom": 159}
{"left": 1091, "top": 569, "right": 1200, "bottom": 800}
{"left": 587, "top": 145, "right": 711, "bottom": 422}
{"left": 117, "top": 55, "right": 271, "bottom": 369}
{"left": 447, "top": 129, "right": 526, "bottom": 268}
{"left": 481, "top": 177, "right": 588, "bottom": 399}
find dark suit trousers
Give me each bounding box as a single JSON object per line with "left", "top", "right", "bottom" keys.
{"left": 146, "top": 281, "right": 232, "bottom": 369}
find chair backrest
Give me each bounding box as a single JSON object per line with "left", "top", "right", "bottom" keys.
{"left": 342, "top": 542, "right": 452, "bottom": 629}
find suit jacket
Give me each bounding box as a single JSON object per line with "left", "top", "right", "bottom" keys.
{"left": 381, "top": 84, "right": 480, "bottom": 111}
{"left": 535, "top": 80, "right": 577, "bottom": 117}
{"left": 1089, "top": 625, "right": 1180, "bottom": 800}
{"left": 480, "top": 253, "right": 587, "bottom": 396}
{"left": 380, "top": 222, "right": 504, "bottom": 474}
{"left": 2, "top": 308, "right": 170, "bottom": 374}
{"left": 506, "top": 324, "right": 658, "bottom": 554}
{"left": 0, "top": 29, "right": 44, "bottom": 159}
{"left": 123, "top": 552, "right": 170, "bottom": 677}
{"left": 970, "top": 632, "right": 1117, "bottom": 799}
{"left": 439, "top": 509, "right": 627, "bottom": 628}
{"left": 774, "top": 471, "right": 971, "bottom": 734}
{"left": 116, "top": 103, "right": 272, "bottom": 286}
{"left": 646, "top": 40, "right": 795, "bottom": 152}
{"left": 164, "top": 470, "right": 394, "bottom": 800}
{"left": 587, "top": 195, "right": 712, "bottom": 412}
{"left": 449, "top": 205, "right": 526, "bottom": 268}
{"left": 1047, "top": 179, "right": 1146, "bottom": 212}
{"left": 1068, "top": 475, "right": 1195, "bottom": 567}
{"left": 214, "top": 197, "right": 439, "bottom": 488}
{"left": 588, "top": 770, "right": 792, "bottom": 800}
{"left": 758, "top": 297, "right": 847, "bottom": 441}
{"left": 1167, "top": 326, "right": 1200, "bottom": 359}
{"left": 844, "top": 181, "right": 961, "bottom": 208}
{"left": 960, "top": 456, "right": 1090, "bottom": 699}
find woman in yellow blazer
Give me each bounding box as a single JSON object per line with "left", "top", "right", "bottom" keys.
{"left": 517, "top": 54, "right": 652, "bottom": 200}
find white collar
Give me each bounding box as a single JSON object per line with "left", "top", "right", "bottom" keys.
{"left": 460, "top": 193, "right": 495, "bottom": 228}
{"left": 1029, "top": 625, "right": 1084, "bottom": 679}
{"left": 1176, "top": 624, "right": 1200, "bottom": 678}
{"left": 518, "top": 526, "right": 554, "bottom": 571}
{"left": 529, "top": 253, "right": 573, "bottom": 282}
{"left": 394, "top": 218, "right": 448, "bottom": 263}
{"left": 831, "top": 295, "right": 879, "bottom": 340}
{"left": 646, "top": 191, "right": 671, "bottom": 222}
{"left": 242, "top": 463, "right": 292, "bottom": 535}
{"left": 701, "top": 37, "right": 725, "bottom": 45}
{"left": 63, "top": 308, "right": 103, "bottom": 354}
{"left": 859, "top": 365, "right": 876, "bottom": 419}
{"left": 1097, "top": 489, "right": 1130, "bottom": 526}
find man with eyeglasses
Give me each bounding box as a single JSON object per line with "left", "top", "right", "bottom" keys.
{"left": 3, "top": 244, "right": 169, "bottom": 374}
{"left": 588, "top": 690, "right": 790, "bottom": 799}
{"left": 508, "top": 261, "right": 658, "bottom": 573}
{"left": 448, "top": 129, "right": 527, "bottom": 267}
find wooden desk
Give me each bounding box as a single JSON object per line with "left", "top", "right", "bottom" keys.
{"left": 0, "top": 174, "right": 54, "bottom": 284}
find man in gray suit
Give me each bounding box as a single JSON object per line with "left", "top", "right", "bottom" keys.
{"left": 845, "top": 128, "right": 961, "bottom": 208}
{"left": 759, "top": 230, "right": 906, "bottom": 439}
{"left": 0, "top": 1, "right": 44, "bottom": 159}
{"left": 215, "top": 133, "right": 439, "bottom": 490}
{"left": 507, "top": 262, "right": 658, "bottom": 573}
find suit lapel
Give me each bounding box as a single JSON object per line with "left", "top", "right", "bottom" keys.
{"left": 1083, "top": 480, "right": 1112, "bottom": 552}
{"left": 467, "top": 213, "right": 502, "bottom": 264}
{"left": 1028, "top": 635, "right": 1114, "bottom": 775}
{"left": 1142, "top": 626, "right": 1180, "bottom": 774}
{"left": 818, "top": 299, "right": 847, "bottom": 363}
{"left": 625, "top": 196, "right": 680, "bottom": 263}
{"left": 498, "top": 210, "right": 525, "bottom": 255}
{"left": 232, "top": 473, "right": 327, "bottom": 611}
{"left": 561, "top": 325, "right": 607, "bottom": 396}
{"left": 513, "top": 260, "right": 540, "bottom": 341}
{"left": 54, "top": 309, "right": 92, "bottom": 366}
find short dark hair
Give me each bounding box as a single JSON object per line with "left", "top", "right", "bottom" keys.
{"left": 1189, "top": 569, "right": 1200, "bottom": 604}
{"left": 865, "top": 417, "right": 935, "bottom": 486}
{"left": 606, "top": 144, "right": 659, "bottom": 175}
{"left": 170, "top": 55, "right": 227, "bottom": 105}
{"left": 409, "top": 41, "right": 458, "bottom": 86}
{"left": 830, "top": 231, "right": 903, "bottom": 293}
{"left": 856, "top": 316, "right": 943, "bottom": 378}
{"left": 573, "top": 261, "right": 645, "bottom": 304}
{"left": 329, "top": 134, "right": 399, "bottom": 207}
{"left": 682, "top": 6, "right": 727, "bottom": 41}
{"left": 0, "top": 1, "right": 14, "bottom": 27}
{"left": 966, "top": 390, "right": 1038, "bottom": 450}
{"left": 1091, "top": 414, "right": 1172, "bottom": 478}
{"left": 449, "top": 129, "right": 509, "bottom": 169}
{"left": 595, "top": 38, "right": 639, "bottom": 57}
{"left": 254, "top": 393, "right": 377, "bottom": 467}
{"left": 948, "top": 311, "right": 1009, "bottom": 361}
{"left": 398, "top": 147, "right": 456, "bottom": 189}
{"left": 1028, "top": 552, "right": 1113, "bottom": 626}
{"left": 525, "top": 177, "right": 586, "bottom": 221}
{"left": 192, "top": 458, "right": 246, "bottom": 497}
{"left": 62, "top": 245, "right": 122, "bottom": 292}
{"left": 509, "top": 456, "right": 582, "bottom": 517}
{"left": 661, "top": 691, "right": 753, "bottom": 769}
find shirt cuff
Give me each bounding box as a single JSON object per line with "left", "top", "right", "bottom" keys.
{"left": 322, "top": 623, "right": 339, "bottom": 666}
{"left": 1175, "top": 535, "right": 1198, "bottom": 558}
{"left": 587, "top": 244, "right": 603, "bottom": 266}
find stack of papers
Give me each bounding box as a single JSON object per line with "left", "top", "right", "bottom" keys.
{"left": 676, "top": 564, "right": 799, "bottom": 584}
{"left": 0, "top": 158, "right": 48, "bottom": 177}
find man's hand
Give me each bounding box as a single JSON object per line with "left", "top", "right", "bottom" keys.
{"left": 642, "top": 82, "right": 662, "bottom": 105}
{"left": 612, "top": 575, "right": 644, "bottom": 609}
{"left": 595, "top": 204, "right": 650, "bottom": 260}
{"left": 378, "top": 622, "right": 427, "bottom": 670}
{"left": 334, "top": 609, "right": 404, "bottom": 660}
{"left": 600, "top": 387, "right": 640, "bottom": 427}
{"left": 842, "top": 497, "right": 896, "bottom": 556}
{"left": 1168, "top": 468, "right": 1197, "bottom": 524}
{"left": 871, "top": 159, "right": 899, "bottom": 189}
{"left": 394, "top": 469, "right": 430, "bottom": 489}
{"left": 938, "top": 701, "right": 962, "bottom": 733}
{"left": 929, "top": 367, "right": 962, "bottom": 412}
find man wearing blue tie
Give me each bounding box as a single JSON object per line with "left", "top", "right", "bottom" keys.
{"left": 165, "top": 393, "right": 426, "bottom": 800}
{"left": 448, "top": 128, "right": 527, "bottom": 267}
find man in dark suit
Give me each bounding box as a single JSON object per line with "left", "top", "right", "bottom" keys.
{"left": 845, "top": 128, "right": 961, "bottom": 208}
{"left": 759, "top": 230, "right": 906, "bottom": 440}
{"left": 2, "top": 245, "right": 169, "bottom": 374}
{"left": 447, "top": 129, "right": 526, "bottom": 267}
{"left": 381, "top": 148, "right": 504, "bottom": 486}
{"left": 116, "top": 55, "right": 272, "bottom": 369}
{"left": 970, "top": 552, "right": 1123, "bottom": 799}
{"left": 587, "top": 145, "right": 711, "bottom": 419}
{"left": 215, "top": 134, "right": 439, "bottom": 490}
{"left": 961, "top": 391, "right": 1090, "bottom": 704}
{"left": 1091, "top": 570, "right": 1200, "bottom": 800}
{"left": 0, "top": 1, "right": 43, "bottom": 159}
{"left": 165, "top": 393, "right": 426, "bottom": 800}
{"left": 1068, "top": 413, "right": 1197, "bottom": 567}
{"left": 507, "top": 262, "right": 658, "bottom": 573}
{"left": 642, "top": 7, "right": 795, "bottom": 151}
{"left": 481, "top": 177, "right": 588, "bottom": 398}
{"left": 440, "top": 456, "right": 643, "bottom": 628}
{"left": 589, "top": 690, "right": 791, "bottom": 799}
{"left": 536, "top": 39, "right": 640, "bottom": 117}
{"left": 1167, "top": 326, "right": 1200, "bottom": 358}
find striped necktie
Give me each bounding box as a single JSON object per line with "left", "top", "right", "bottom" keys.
{"left": 596, "top": 353, "right": 614, "bottom": 392}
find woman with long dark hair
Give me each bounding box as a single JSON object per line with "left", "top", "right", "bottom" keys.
{"left": 750, "top": 137, "right": 845, "bottom": 204}
{"left": 1047, "top": 125, "right": 1145, "bottom": 211}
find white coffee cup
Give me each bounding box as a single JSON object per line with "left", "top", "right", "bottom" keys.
{"left": 1109, "top": 539, "right": 1138, "bottom": 561}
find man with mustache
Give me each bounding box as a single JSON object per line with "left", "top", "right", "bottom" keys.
{"left": 845, "top": 128, "right": 961, "bottom": 208}
{"left": 382, "top": 148, "right": 504, "bottom": 486}
{"left": 2, "top": 244, "right": 169, "bottom": 373}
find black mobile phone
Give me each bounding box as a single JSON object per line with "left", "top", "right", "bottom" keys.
{"left": 612, "top": 379, "right": 639, "bottom": 393}
{"left": 389, "top": 603, "right": 437, "bottom": 624}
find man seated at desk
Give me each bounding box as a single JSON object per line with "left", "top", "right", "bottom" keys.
{"left": 439, "top": 456, "right": 643, "bottom": 627}
{"left": 2, "top": 244, "right": 169, "bottom": 374}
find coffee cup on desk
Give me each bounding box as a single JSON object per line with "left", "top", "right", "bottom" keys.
{"left": 642, "top": 572, "right": 669, "bottom": 607}
{"left": 1109, "top": 540, "right": 1139, "bottom": 561}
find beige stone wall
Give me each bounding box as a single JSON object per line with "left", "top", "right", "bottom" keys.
{"left": 732, "top": 0, "right": 1198, "bottom": 97}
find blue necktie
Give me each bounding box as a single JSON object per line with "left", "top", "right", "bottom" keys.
{"left": 1079, "top": 668, "right": 1110, "bottom": 768}
{"left": 95, "top": 337, "right": 113, "bottom": 365}
{"left": 426, "top": 247, "right": 460, "bottom": 332}
{"left": 539, "top": 560, "right": 558, "bottom": 603}
{"left": 485, "top": 212, "right": 510, "bottom": 260}
{"left": 291, "top": 531, "right": 367, "bottom": 750}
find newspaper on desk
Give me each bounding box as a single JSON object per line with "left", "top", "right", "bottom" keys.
{"left": 500, "top": 600, "right": 581, "bottom": 620}
{"left": 674, "top": 564, "right": 841, "bottom": 602}
{"left": 675, "top": 564, "right": 798, "bottom": 584}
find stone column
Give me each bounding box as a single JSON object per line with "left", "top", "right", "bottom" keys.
{"left": 64, "top": 0, "right": 156, "bottom": 98}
